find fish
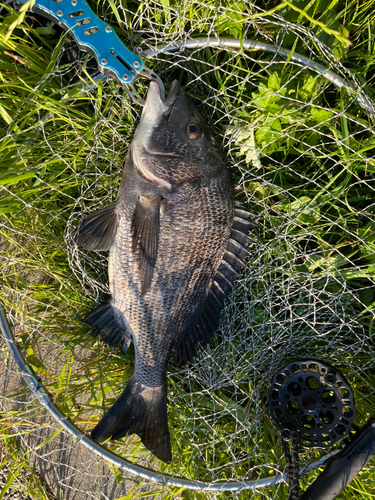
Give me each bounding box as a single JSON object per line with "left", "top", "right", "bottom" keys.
{"left": 72, "top": 80, "right": 254, "bottom": 463}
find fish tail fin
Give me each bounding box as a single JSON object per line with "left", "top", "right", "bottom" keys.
{"left": 91, "top": 378, "right": 171, "bottom": 463}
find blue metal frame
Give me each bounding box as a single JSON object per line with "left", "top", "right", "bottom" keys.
{"left": 17, "top": 0, "right": 144, "bottom": 86}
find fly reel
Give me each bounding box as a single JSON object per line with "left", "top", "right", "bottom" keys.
{"left": 268, "top": 359, "right": 355, "bottom": 447}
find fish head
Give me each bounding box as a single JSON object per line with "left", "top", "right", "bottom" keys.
{"left": 132, "top": 80, "right": 225, "bottom": 190}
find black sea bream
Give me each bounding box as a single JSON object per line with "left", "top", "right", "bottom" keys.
{"left": 73, "top": 80, "right": 253, "bottom": 462}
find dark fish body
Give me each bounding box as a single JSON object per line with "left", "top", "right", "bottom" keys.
{"left": 73, "top": 81, "right": 253, "bottom": 462}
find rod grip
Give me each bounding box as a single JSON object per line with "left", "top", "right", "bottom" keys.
{"left": 301, "top": 424, "right": 375, "bottom": 500}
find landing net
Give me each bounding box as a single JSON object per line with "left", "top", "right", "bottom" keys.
{"left": 1, "top": 1, "right": 374, "bottom": 499}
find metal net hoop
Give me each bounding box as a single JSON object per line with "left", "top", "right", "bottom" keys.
{"left": 1, "top": 1, "right": 375, "bottom": 498}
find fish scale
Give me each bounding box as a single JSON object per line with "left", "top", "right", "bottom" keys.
{"left": 73, "top": 80, "right": 252, "bottom": 462}
{"left": 115, "top": 179, "right": 233, "bottom": 386}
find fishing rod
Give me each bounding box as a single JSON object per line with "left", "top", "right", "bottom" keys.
{"left": 268, "top": 360, "right": 375, "bottom": 499}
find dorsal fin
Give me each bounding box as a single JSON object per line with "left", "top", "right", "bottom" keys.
{"left": 174, "top": 202, "right": 256, "bottom": 365}
{"left": 131, "top": 196, "right": 161, "bottom": 296}
{"left": 213, "top": 271, "right": 233, "bottom": 295}
{"left": 218, "top": 259, "right": 240, "bottom": 283}
{"left": 226, "top": 239, "right": 250, "bottom": 262}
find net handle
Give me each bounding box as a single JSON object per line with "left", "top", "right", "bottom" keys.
{"left": 0, "top": 301, "right": 340, "bottom": 491}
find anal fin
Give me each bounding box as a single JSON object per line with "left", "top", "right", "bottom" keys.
{"left": 84, "top": 301, "right": 132, "bottom": 354}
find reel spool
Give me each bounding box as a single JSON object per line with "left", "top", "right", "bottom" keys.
{"left": 268, "top": 359, "right": 355, "bottom": 448}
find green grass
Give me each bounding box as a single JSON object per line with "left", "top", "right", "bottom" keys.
{"left": 0, "top": 436, "right": 55, "bottom": 500}
{"left": 1, "top": 0, "right": 375, "bottom": 499}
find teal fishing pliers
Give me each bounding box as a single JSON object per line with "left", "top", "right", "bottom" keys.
{"left": 15, "top": 0, "right": 164, "bottom": 105}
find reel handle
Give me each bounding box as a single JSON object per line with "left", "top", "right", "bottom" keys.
{"left": 301, "top": 423, "right": 375, "bottom": 500}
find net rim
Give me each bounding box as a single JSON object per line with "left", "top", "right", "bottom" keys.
{"left": 87, "top": 36, "right": 375, "bottom": 118}
{"left": 0, "top": 301, "right": 341, "bottom": 491}
{"left": 0, "top": 32, "right": 366, "bottom": 492}
{"left": 145, "top": 37, "right": 375, "bottom": 118}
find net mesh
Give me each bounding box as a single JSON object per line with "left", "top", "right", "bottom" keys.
{"left": 1, "top": 1, "right": 375, "bottom": 499}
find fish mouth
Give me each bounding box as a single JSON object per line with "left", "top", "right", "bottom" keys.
{"left": 144, "top": 80, "right": 181, "bottom": 118}
{"left": 163, "top": 80, "right": 181, "bottom": 111}
{"left": 135, "top": 80, "right": 183, "bottom": 161}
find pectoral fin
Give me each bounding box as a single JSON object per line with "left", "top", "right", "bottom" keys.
{"left": 72, "top": 203, "right": 117, "bottom": 251}
{"left": 131, "top": 196, "right": 161, "bottom": 295}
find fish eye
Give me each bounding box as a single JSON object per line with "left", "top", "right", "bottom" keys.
{"left": 186, "top": 121, "right": 201, "bottom": 140}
